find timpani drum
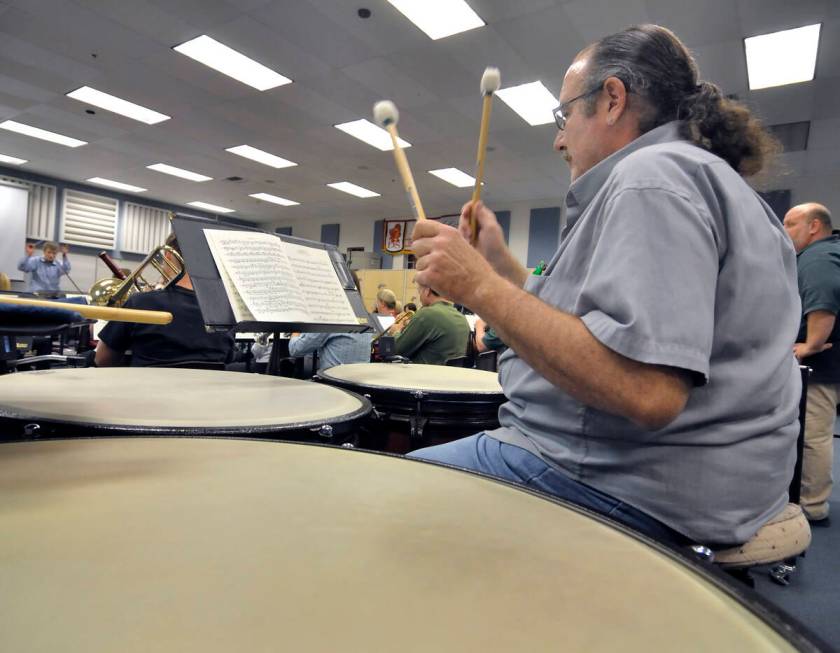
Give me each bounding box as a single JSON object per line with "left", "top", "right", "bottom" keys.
{"left": 0, "top": 367, "right": 370, "bottom": 443}
{"left": 0, "top": 437, "right": 822, "bottom": 652}
{"left": 317, "top": 362, "right": 505, "bottom": 453}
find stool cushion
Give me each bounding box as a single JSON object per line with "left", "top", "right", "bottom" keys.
{"left": 714, "top": 503, "right": 811, "bottom": 568}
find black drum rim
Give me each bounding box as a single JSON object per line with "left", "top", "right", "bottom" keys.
{"left": 0, "top": 393, "right": 372, "bottom": 439}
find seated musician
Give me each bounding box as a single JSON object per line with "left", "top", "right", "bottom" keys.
{"left": 393, "top": 285, "right": 470, "bottom": 365}
{"left": 474, "top": 318, "right": 507, "bottom": 354}
{"left": 374, "top": 288, "right": 398, "bottom": 317}
{"left": 407, "top": 25, "right": 800, "bottom": 549}
{"left": 95, "top": 234, "right": 234, "bottom": 368}
{"left": 288, "top": 330, "right": 372, "bottom": 372}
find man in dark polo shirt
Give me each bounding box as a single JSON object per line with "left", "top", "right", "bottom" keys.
{"left": 95, "top": 236, "right": 234, "bottom": 368}
{"left": 783, "top": 202, "right": 840, "bottom": 522}
{"left": 394, "top": 285, "right": 469, "bottom": 365}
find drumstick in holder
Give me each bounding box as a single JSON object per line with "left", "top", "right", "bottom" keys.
{"left": 0, "top": 296, "right": 173, "bottom": 325}
{"left": 470, "top": 66, "right": 500, "bottom": 245}
{"left": 373, "top": 100, "right": 426, "bottom": 221}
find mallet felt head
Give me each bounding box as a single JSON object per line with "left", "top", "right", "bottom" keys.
{"left": 373, "top": 100, "right": 399, "bottom": 127}
{"left": 480, "top": 67, "right": 501, "bottom": 95}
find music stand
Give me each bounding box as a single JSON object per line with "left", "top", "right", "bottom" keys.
{"left": 171, "top": 217, "right": 375, "bottom": 335}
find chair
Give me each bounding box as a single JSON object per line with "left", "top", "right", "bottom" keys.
{"left": 703, "top": 366, "right": 812, "bottom": 587}
{"left": 475, "top": 350, "right": 498, "bottom": 372}
{"left": 445, "top": 356, "right": 469, "bottom": 368}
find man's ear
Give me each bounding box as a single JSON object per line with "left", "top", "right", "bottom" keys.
{"left": 602, "top": 76, "right": 629, "bottom": 123}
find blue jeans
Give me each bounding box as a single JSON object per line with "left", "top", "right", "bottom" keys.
{"left": 409, "top": 434, "right": 689, "bottom": 547}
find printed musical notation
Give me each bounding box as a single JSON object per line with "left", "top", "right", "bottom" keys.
{"left": 204, "top": 230, "right": 359, "bottom": 325}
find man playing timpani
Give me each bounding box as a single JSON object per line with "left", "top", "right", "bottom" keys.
{"left": 409, "top": 24, "right": 801, "bottom": 548}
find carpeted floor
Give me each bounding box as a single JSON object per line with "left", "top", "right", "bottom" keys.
{"left": 752, "top": 442, "right": 840, "bottom": 650}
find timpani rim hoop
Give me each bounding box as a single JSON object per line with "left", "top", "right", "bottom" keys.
{"left": 317, "top": 362, "right": 503, "bottom": 396}
{"left": 0, "top": 367, "right": 371, "bottom": 437}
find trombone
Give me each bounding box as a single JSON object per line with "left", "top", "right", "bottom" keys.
{"left": 90, "top": 244, "right": 185, "bottom": 307}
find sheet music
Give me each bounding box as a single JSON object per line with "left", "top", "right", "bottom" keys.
{"left": 204, "top": 230, "right": 309, "bottom": 323}
{"left": 206, "top": 236, "right": 255, "bottom": 323}
{"left": 283, "top": 241, "right": 359, "bottom": 324}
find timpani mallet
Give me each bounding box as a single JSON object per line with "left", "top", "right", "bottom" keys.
{"left": 0, "top": 296, "right": 173, "bottom": 324}
{"left": 469, "top": 66, "right": 501, "bottom": 245}
{"left": 373, "top": 100, "right": 426, "bottom": 221}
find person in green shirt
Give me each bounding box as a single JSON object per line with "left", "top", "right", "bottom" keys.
{"left": 394, "top": 285, "right": 470, "bottom": 365}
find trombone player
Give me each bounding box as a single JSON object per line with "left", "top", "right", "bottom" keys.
{"left": 95, "top": 233, "right": 234, "bottom": 368}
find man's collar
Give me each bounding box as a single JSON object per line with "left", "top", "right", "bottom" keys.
{"left": 799, "top": 233, "right": 840, "bottom": 256}
{"left": 566, "top": 121, "right": 685, "bottom": 212}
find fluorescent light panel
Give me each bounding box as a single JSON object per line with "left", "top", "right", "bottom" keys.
{"left": 745, "top": 24, "right": 821, "bottom": 90}
{"left": 429, "top": 167, "right": 476, "bottom": 188}
{"left": 67, "top": 87, "right": 170, "bottom": 125}
{"left": 387, "top": 0, "right": 484, "bottom": 40}
{"left": 0, "top": 153, "right": 27, "bottom": 165}
{"left": 87, "top": 177, "right": 147, "bottom": 193}
{"left": 173, "top": 35, "right": 292, "bottom": 91}
{"left": 250, "top": 192, "right": 299, "bottom": 206}
{"left": 334, "top": 119, "right": 410, "bottom": 151}
{"left": 147, "top": 163, "right": 212, "bottom": 182}
{"left": 0, "top": 120, "right": 87, "bottom": 147}
{"left": 226, "top": 145, "right": 297, "bottom": 169}
{"left": 327, "top": 182, "right": 380, "bottom": 198}
{"left": 188, "top": 201, "right": 235, "bottom": 213}
{"left": 496, "top": 81, "right": 557, "bottom": 126}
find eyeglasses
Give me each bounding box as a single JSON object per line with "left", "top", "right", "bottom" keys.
{"left": 552, "top": 85, "right": 603, "bottom": 130}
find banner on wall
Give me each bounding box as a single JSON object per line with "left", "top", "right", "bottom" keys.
{"left": 382, "top": 219, "right": 415, "bottom": 255}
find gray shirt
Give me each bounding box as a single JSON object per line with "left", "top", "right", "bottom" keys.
{"left": 490, "top": 122, "right": 801, "bottom": 545}
{"left": 17, "top": 254, "right": 71, "bottom": 292}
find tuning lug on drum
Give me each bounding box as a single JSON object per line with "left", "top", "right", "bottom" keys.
{"left": 314, "top": 424, "right": 334, "bottom": 440}
{"left": 23, "top": 423, "right": 41, "bottom": 438}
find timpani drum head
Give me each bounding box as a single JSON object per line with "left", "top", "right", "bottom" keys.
{"left": 0, "top": 438, "right": 817, "bottom": 652}
{"left": 0, "top": 368, "right": 370, "bottom": 439}
{"left": 319, "top": 362, "right": 502, "bottom": 395}
{"left": 317, "top": 363, "right": 506, "bottom": 452}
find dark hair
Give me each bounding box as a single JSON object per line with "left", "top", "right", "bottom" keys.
{"left": 581, "top": 24, "right": 779, "bottom": 176}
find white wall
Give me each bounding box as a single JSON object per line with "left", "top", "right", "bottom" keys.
{"left": 788, "top": 175, "right": 840, "bottom": 224}
{"left": 270, "top": 172, "right": 840, "bottom": 270}
{"left": 271, "top": 199, "right": 562, "bottom": 269}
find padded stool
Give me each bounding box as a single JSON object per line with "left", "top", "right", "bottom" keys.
{"left": 712, "top": 503, "right": 811, "bottom": 586}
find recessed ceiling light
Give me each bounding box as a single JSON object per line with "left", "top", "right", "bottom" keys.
{"left": 327, "top": 182, "right": 380, "bottom": 198}
{"left": 745, "top": 24, "right": 821, "bottom": 90}
{"left": 496, "top": 81, "right": 557, "bottom": 126}
{"left": 0, "top": 120, "right": 87, "bottom": 147}
{"left": 187, "top": 201, "right": 235, "bottom": 213}
{"left": 250, "top": 192, "right": 300, "bottom": 206}
{"left": 147, "top": 163, "right": 212, "bottom": 182}
{"left": 226, "top": 145, "right": 297, "bottom": 169}
{"left": 173, "top": 35, "right": 292, "bottom": 91}
{"left": 386, "top": 0, "right": 484, "bottom": 40}
{"left": 334, "top": 118, "right": 410, "bottom": 151}
{"left": 0, "top": 153, "right": 27, "bottom": 165}
{"left": 428, "top": 167, "right": 476, "bottom": 188}
{"left": 66, "top": 87, "right": 170, "bottom": 125}
{"left": 87, "top": 177, "right": 147, "bottom": 193}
